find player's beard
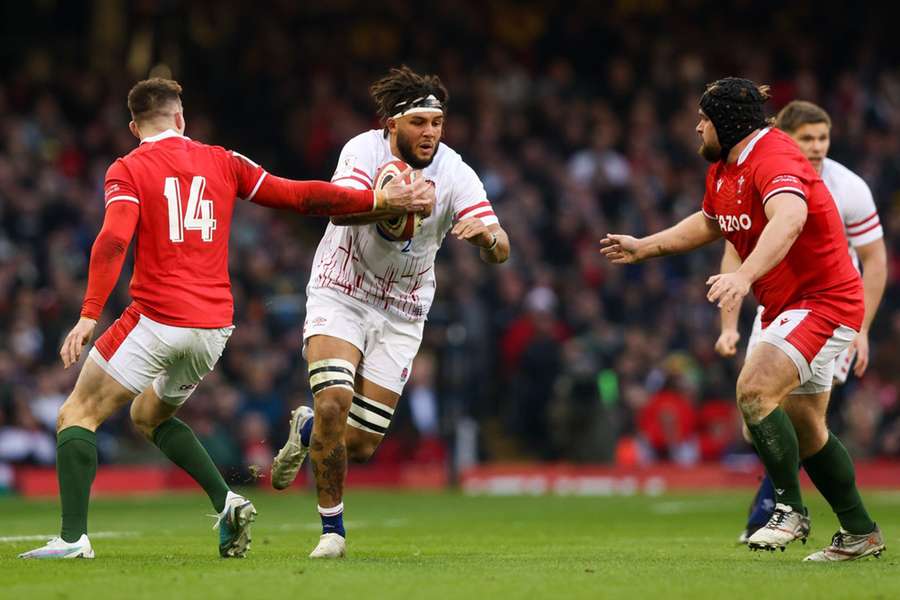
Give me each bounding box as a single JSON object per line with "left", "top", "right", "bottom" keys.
{"left": 396, "top": 130, "right": 439, "bottom": 169}
{"left": 699, "top": 140, "right": 723, "bottom": 163}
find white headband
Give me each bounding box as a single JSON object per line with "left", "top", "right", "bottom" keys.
{"left": 391, "top": 94, "right": 444, "bottom": 119}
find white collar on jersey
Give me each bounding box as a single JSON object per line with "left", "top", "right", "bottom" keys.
{"left": 736, "top": 127, "right": 771, "bottom": 165}
{"left": 140, "top": 129, "right": 189, "bottom": 144}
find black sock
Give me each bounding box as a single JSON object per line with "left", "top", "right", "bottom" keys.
{"left": 746, "top": 408, "right": 804, "bottom": 513}
{"left": 57, "top": 427, "right": 98, "bottom": 543}
{"left": 153, "top": 418, "right": 229, "bottom": 513}
{"left": 803, "top": 432, "right": 875, "bottom": 535}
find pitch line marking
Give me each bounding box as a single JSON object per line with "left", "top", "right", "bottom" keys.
{"left": 0, "top": 531, "right": 139, "bottom": 543}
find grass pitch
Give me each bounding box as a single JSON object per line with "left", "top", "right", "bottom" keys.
{"left": 1, "top": 489, "right": 899, "bottom": 599}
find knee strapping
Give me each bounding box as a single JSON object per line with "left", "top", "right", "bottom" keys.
{"left": 346, "top": 394, "right": 394, "bottom": 436}
{"left": 308, "top": 359, "right": 355, "bottom": 396}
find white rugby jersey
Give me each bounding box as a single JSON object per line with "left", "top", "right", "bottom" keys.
{"left": 308, "top": 129, "right": 499, "bottom": 321}
{"left": 821, "top": 157, "right": 883, "bottom": 270}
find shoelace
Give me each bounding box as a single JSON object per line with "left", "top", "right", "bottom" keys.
{"left": 766, "top": 509, "right": 789, "bottom": 529}
{"left": 209, "top": 505, "right": 231, "bottom": 530}
{"left": 830, "top": 531, "right": 846, "bottom": 548}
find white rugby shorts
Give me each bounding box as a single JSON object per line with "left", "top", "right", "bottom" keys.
{"left": 747, "top": 306, "right": 857, "bottom": 394}
{"left": 89, "top": 305, "right": 233, "bottom": 406}
{"left": 303, "top": 287, "right": 424, "bottom": 394}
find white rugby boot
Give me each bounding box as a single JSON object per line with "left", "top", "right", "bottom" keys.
{"left": 271, "top": 406, "right": 314, "bottom": 490}
{"left": 309, "top": 533, "right": 346, "bottom": 558}
{"left": 747, "top": 503, "right": 811, "bottom": 552}
{"left": 804, "top": 526, "right": 886, "bottom": 561}
{"left": 215, "top": 491, "right": 257, "bottom": 558}
{"left": 18, "top": 534, "right": 94, "bottom": 559}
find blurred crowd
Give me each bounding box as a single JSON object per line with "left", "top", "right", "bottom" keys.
{"left": 2, "top": 1, "right": 899, "bottom": 481}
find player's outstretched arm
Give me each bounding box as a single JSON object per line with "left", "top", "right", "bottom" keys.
{"left": 251, "top": 168, "right": 432, "bottom": 217}
{"left": 707, "top": 193, "right": 807, "bottom": 312}
{"left": 63, "top": 201, "right": 139, "bottom": 368}
{"left": 451, "top": 220, "right": 510, "bottom": 264}
{"left": 601, "top": 211, "right": 721, "bottom": 264}
{"left": 715, "top": 241, "right": 743, "bottom": 357}
{"left": 330, "top": 175, "right": 436, "bottom": 226}
{"left": 852, "top": 238, "right": 887, "bottom": 375}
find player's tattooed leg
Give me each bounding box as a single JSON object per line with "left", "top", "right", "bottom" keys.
{"left": 311, "top": 440, "right": 347, "bottom": 505}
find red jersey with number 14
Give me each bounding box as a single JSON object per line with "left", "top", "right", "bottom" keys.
{"left": 103, "top": 130, "right": 266, "bottom": 328}
{"left": 701, "top": 128, "right": 863, "bottom": 329}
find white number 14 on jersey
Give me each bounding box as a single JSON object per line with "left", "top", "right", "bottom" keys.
{"left": 164, "top": 176, "right": 216, "bottom": 242}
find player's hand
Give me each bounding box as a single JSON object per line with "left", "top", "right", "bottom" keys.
{"left": 452, "top": 218, "right": 494, "bottom": 248}
{"left": 706, "top": 271, "right": 751, "bottom": 312}
{"left": 378, "top": 168, "right": 433, "bottom": 214}
{"left": 715, "top": 328, "right": 741, "bottom": 357}
{"left": 600, "top": 234, "right": 644, "bottom": 264}
{"left": 851, "top": 330, "right": 870, "bottom": 377}
{"left": 60, "top": 317, "right": 97, "bottom": 369}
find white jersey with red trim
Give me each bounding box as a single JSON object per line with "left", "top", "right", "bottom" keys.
{"left": 821, "top": 157, "right": 883, "bottom": 271}
{"left": 308, "top": 129, "right": 498, "bottom": 322}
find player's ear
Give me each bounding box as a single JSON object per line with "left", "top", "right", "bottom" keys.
{"left": 128, "top": 120, "right": 141, "bottom": 141}
{"left": 174, "top": 111, "right": 186, "bottom": 135}
{"left": 386, "top": 117, "right": 398, "bottom": 135}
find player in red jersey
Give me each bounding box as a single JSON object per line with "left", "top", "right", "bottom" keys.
{"left": 718, "top": 101, "right": 889, "bottom": 549}
{"left": 19, "top": 78, "right": 431, "bottom": 560}
{"left": 601, "top": 78, "right": 884, "bottom": 560}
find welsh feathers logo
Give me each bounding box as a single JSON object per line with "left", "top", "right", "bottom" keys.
{"left": 401, "top": 367, "right": 409, "bottom": 381}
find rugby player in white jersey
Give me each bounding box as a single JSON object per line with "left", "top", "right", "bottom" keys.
{"left": 716, "top": 100, "right": 887, "bottom": 556}
{"left": 270, "top": 66, "right": 510, "bottom": 558}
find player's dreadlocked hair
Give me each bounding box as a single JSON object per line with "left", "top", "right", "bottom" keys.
{"left": 370, "top": 66, "right": 449, "bottom": 137}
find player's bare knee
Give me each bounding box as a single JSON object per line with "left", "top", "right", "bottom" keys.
{"left": 129, "top": 401, "right": 156, "bottom": 439}
{"left": 315, "top": 390, "right": 351, "bottom": 430}
{"left": 798, "top": 433, "right": 828, "bottom": 460}
{"left": 736, "top": 371, "right": 773, "bottom": 425}
{"left": 347, "top": 441, "right": 376, "bottom": 463}
{"left": 56, "top": 402, "right": 75, "bottom": 432}
{"left": 346, "top": 433, "right": 379, "bottom": 463}
{"left": 56, "top": 393, "right": 96, "bottom": 432}
{"left": 309, "top": 357, "right": 356, "bottom": 437}
{"left": 794, "top": 417, "right": 828, "bottom": 459}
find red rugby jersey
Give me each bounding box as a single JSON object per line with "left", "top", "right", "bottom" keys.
{"left": 85, "top": 130, "right": 379, "bottom": 328}
{"left": 99, "top": 130, "right": 268, "bottom": 327}
{"left": 701, "top": 128, "right": 863, "bottom": 329}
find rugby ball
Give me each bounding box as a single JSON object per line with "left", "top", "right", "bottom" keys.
{"left": 374, "top": 160, "right": 423, "bottom": 242}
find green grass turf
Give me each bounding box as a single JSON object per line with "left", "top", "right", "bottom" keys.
{"left": 1, "top": 489, "right": 899, "bottom": 600}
